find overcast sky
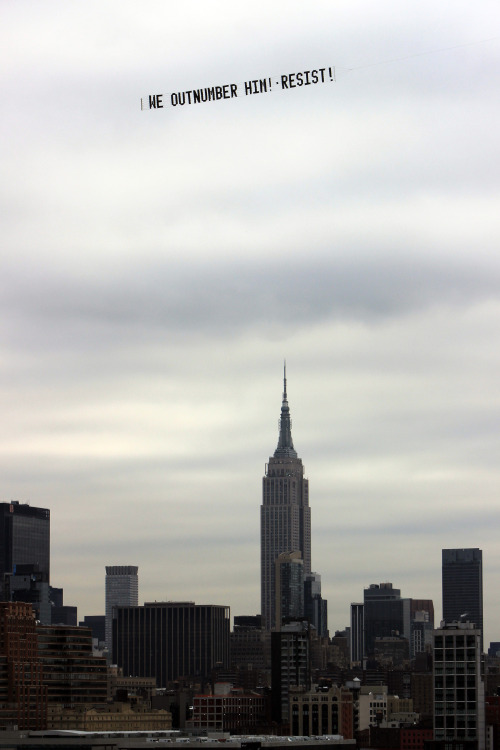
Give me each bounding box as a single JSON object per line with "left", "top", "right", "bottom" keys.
{"left": 2, "top": 1, "right": 500, "bottom": 645}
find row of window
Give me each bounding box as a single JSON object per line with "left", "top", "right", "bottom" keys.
{"left": 434, "top": 635, "right": 477, "bottom": 648}
{"left": 434, "top": 649, "right": 478, "bottom": 662}
{"left": 435, "top": 675, "right": 476, "bottom": 688}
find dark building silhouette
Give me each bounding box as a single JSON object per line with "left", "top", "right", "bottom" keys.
{"left": 350, "top": 602, "right": 364, "bottom": 664}
{"left": 442, "top": 548, "right": 483, "bottom": 649}
{"left": 363, "top": 583, "right": 434, "bottom": 661}
{"left": 49, "top": 587, "right": 63, "bottom": 608}
{"left": 230, "top": 619, "right": 270, "bottom": 676}
{"left": 51, "top": 606, "right": 77, "bottom": 626}
{"left": 114, "top": 602, "right": 230, "bottom": 685}
{"left": 49, "top": 586, "right": 77, "bottom": 626}
{"left": 0, "top": 502, "right": 50, "bottom": 600}
{"left": 261, "top": 368, "right": 311, "bottom": 631}
{"left": 234, "top": 614, "right": 262, "bottom": 629}
{"left": 79, "top": 614, "right": 105, "bottom": 644}
{"left": 304, "top": 572, "right": 328, "bottom": 638}
{"left": 5, "top": 563, "right": 50, "bottom": 624}
{"left": 363, "top": 582, "right": 408, "bottom": 657}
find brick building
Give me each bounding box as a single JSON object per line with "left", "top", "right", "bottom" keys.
{"left": 0, "top": 601, "right": 47, "bottom": 730}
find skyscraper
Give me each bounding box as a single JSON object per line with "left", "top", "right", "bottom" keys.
{"left": 105, "top": 565, "right": 138, "bottom": 651}
{"left": 0, "top": 502, "right": 50, "bottom": 600}
{"left": 261, "top": 368, "right": 311, "bottom": 630}
{"left": 363, "top": 582, "right": 409, "bottom": 657}
{"left": 350, "top": 603, "right": 364, "bottom": 665}
{"left": 442, "top": 548, "right": 483, "bottom": 648}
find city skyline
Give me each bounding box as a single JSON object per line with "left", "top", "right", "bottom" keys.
{"left": 2, "top": 2, "right": 500, "bottom": 646}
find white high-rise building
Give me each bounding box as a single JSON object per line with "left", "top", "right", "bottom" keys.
{"left": 105, "top": 565, "right": 138, "bottom": 653}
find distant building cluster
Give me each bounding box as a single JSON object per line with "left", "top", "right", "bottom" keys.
{"left": 0, "top": 372, "right": 498, "bottom": 749}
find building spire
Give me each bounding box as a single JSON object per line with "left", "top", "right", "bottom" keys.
{"left": 274, "top": 361, "right": 297, "bottom": 459}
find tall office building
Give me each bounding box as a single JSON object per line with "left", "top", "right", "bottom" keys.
{"left": 105, "top": 565, "right": 138, "bottom": 651}
{"left": 433, "top": 620, "right": 485, "bottom": 749}
{"left": 114, "top": 601, "right": 230, "bottom": 685}
{"left": 0, "top": 601, "right": 47, "bottom": 730}
{"left": 350, "top": 603, "right": 364, "bottom": 665}
{"left": 0, "top": 502, "right": 50, "bottom": 600}
{"left": 261, "top": 368, "right": 311, "bottom": 630}
{"left": 363, "top": 582, "right": 410, "bottom": 657}
{"left": 442, "top": 548, "right": 483, "bottom": 649}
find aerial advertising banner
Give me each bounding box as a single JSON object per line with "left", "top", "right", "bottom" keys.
{"left": 141, "top": 67, "right": 336, "bottom": 111}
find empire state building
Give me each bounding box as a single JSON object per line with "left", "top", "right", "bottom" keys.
{"left": 260, "top": 368, "right": 311, "bottom": 630}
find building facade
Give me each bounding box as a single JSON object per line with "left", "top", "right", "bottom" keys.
{"left": 5, "top": 563, "right": 51, "bottom": 624}
{"left": 189, "top": 686, "right": 267, "bottom": 733}
{"left": 37, "top": 623, "right": 108, "bottom": 707}
{"left": 47, "top": 702, "right": 172, "bottom": 732}
{"left": 357, "top": 685, "right": 388, "bottom": 730}
{"left": 433, "top": 621, "right": 485, "bottom": 750}
{"left": 261, "top": 369, "right": 311, "bottom": 631}
{"left": 350, "top": 603, "right": 364, "bottom": 665}
{"left": 105, "top": 565, "right": 138, "bottom": 651}
{"left": 0, "top": 502, "right": 50, "bottom": 600}
{"left": 79, "top": 614, "right": 105, "bottom": 645}
{"left": 113, "top": 602, "right": 230, "bottom": 686}
{"left": 271, "top": 621, "right": 311, "bottom": 725}
{"left": 363, "top": 582, "right": 409, "bottom": 658}
{"left": 0, "top": 601, "right": 47, "bottom": 730}
{"left": 290, "top": 685, "right": 354, "bottom": 738}
{"left": 230, "top": 620, "right": 270, "bottom": 673}
{"left": 442, "top": 548, "right": 483, "bottom": 649}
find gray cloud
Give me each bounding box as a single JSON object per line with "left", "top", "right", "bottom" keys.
{"left": 2, "top": 254, "right": 500, "bottom": 354}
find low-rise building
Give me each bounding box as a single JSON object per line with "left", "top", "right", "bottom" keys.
{"left": 188, "top": 685, "right": 267, "bottom": 733}
{"left": 358, "top": 685, "right": 388, "bottom": 730}
{"left": 47, "top": 701, "right": 172, "bottom": 731}
{"left": 289, "top": 685, "right": 354, "bottom": 739}
{"left": 400, "top": 726, "right": 433, "bottom": 750}
{"left": 108, "top": 664, "right": 156, "bottom": 701}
